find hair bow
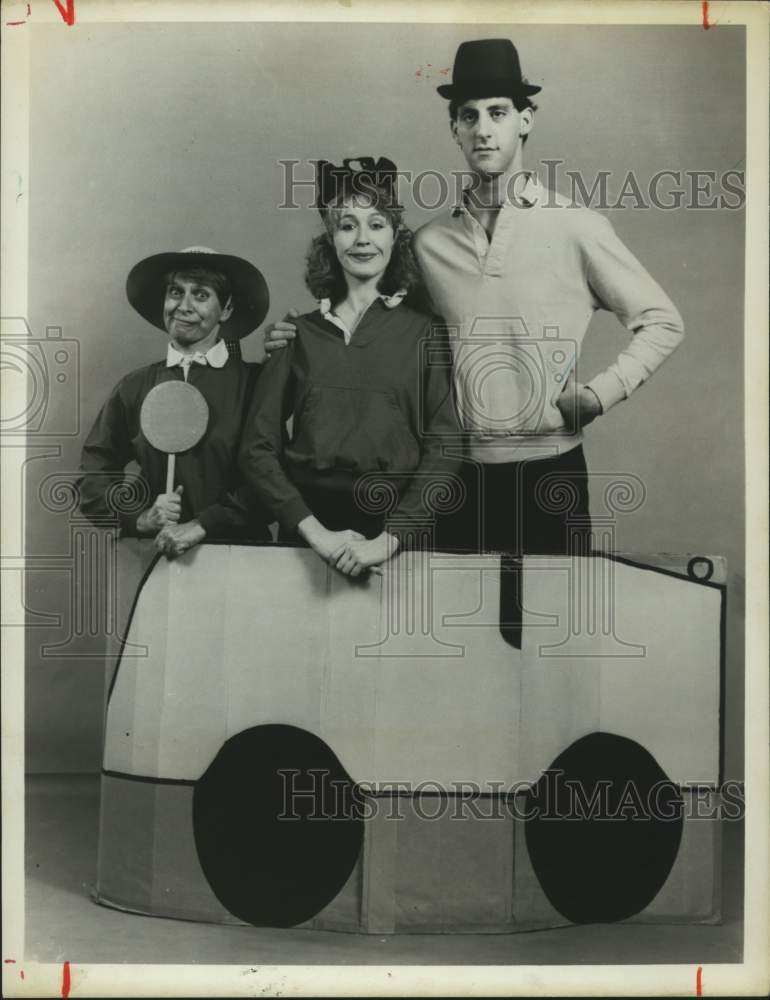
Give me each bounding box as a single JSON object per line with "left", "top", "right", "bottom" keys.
{"left": 315, "top": 156, "right": 399, "bottom": 215}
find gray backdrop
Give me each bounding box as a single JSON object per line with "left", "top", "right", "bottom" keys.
{"left": 22, "top": 22, "right": 745, "bottom": 776}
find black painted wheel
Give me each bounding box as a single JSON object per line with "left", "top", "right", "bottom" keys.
{"left": 524, "top": 732, "right": 684, "bottom": 923}
{"left": 193, "top": 724, "right": 363, "bottom": 927}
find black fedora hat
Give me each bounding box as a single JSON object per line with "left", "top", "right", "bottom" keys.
{"left": 437, "top": 38, "right": 541, "bottom": 101}
{"left": 126, "top": 246, "right": 270, "bottom": 340}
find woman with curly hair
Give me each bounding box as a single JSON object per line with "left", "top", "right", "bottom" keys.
{"left": 239, "top": 157, "right": 461, "bottom": 576}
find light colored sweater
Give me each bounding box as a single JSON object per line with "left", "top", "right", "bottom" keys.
{"left": 413, "top": 174, "right": 685, "bottom": 463}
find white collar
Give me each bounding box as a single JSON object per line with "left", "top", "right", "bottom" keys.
{"left": 319, "top": 290, "right": 407, "bottom": 345}
{"left": 452, "top": 171, "right": 541, "bottom": 216}
{"left": 166, "top": 338, "right": 229, "bottom": 373}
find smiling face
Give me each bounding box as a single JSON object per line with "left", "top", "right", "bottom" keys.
{"left": 163, "top": 273, "right": 233, "bottom": 352}
{"left": 451, "top": 96, "right": 533, "bottom": 178}
{"left": 330, "top": 198, "right": 396, "bottom": 288}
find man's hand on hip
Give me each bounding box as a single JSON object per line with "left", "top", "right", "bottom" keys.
{"left": 556, "top": 374, "right": 603, "bottom": 431}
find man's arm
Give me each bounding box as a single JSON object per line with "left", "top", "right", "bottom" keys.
{"left": 581, "top": 213, "right": 685, "bottom": 413}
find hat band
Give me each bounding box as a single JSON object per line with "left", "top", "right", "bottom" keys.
{"left": 452, "top": 76, "right": 530, "bottom": 91}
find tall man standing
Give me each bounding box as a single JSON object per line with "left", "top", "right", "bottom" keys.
{"left": 265, "top": 38, "right": 684, "bottom": 556}
{"left": 411, "top": 38, "right": 685, "bottom": 555}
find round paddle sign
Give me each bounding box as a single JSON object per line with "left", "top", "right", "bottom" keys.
{"left": 140, "top": 380, "right": 209, "bottom": 455}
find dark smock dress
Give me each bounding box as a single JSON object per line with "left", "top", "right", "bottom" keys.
{"left": 78, "top": 351, "right": 270, "bottom": 541}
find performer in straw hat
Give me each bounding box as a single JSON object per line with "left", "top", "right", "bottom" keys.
{"left": 77, "top": 247, "right": 272, "bottom": 556}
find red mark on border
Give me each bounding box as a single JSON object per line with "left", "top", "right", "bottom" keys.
{"left": 6, "top": 3, "right": 31, "bottom": 25}
{"left": 52, "top": 0, "right": 76, "bottom": 25}
{"left": 4, "top": 960, "right": 16, "bottom": 963}
{"left": 415, "top": 65, "right": 451, "bottom": 81}
{"left": 696, "top": 965, "right": 703, "bottom": 996}
{"left": 61, "top": 961, "right": 71, "bottom": 998}
{"left": 702, "top": 1, "right": 711, "bottom": 29}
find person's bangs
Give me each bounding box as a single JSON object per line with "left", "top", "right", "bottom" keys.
{"left": 324, "top": 185, "right": 403, "bottom": 234}
{"left": 165, "top": 268, "right": 232, "bottom": 308}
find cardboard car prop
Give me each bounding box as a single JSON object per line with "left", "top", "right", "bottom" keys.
{"left": 97, "top": 544, "right": 724, "bottom": 933}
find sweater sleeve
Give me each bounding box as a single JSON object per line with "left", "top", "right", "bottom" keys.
{"left": 581, "top": 213, "right": 685, "bottom": 413}
{"left": 194, "top": 365, "right": 271, "bottom": 540}
{"left": 77, "top": 378, "right": 147, "bottom": 536}
{"left": 237, "top": 342, "right": 312, "bottom": 536}
{"left": 194, "top": 483, "right": 267, "bottom": 539}
{"left": 390, "top": 318, "right": 463, "bottom": 547}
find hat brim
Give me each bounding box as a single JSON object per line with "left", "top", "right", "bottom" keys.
{"left": 126, "top": 251, "right": 270, "bottom": 340}
{"left": 436, "top": 81, "right": 541, "bottom": 99}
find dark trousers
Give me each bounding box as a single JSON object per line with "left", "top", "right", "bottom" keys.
{"left": 434, "top": 446, "right": 592, "bottom": 556}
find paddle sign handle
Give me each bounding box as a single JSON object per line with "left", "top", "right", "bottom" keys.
{"left": 166, "top": 453, "right": 176, "bottom": 494}
{"left": 139, "top": 380, "right": 208, "bottom": 501}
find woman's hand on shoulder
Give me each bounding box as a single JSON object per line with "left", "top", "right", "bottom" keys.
{"left": 263, "top": 308, "right": 299, "bottom": 354}
{"left": 331, "top": 532, "right": 399, "bottom": 578}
